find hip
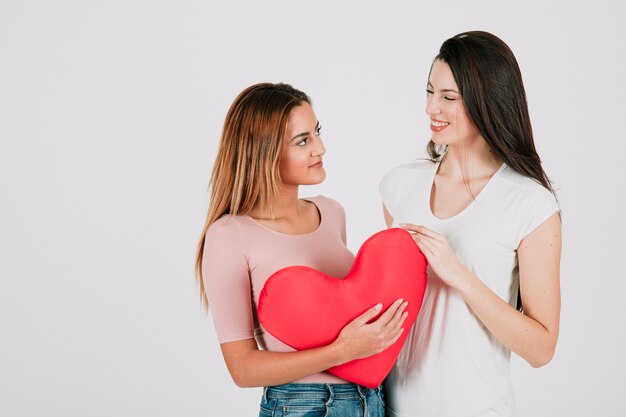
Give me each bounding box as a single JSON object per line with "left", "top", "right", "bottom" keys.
{"left": 259, "top": 382, "right": 385, "bottom": 417}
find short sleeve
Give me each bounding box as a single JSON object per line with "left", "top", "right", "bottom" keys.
{"left": 514, "top": 186, "right": 560, "bottom": 247}
{"left": 379, "top": 161, "right": 436, "bottom": 221}
{"left": 202, "top": 217, "right": 255, "bottom": 343}
{"left": 379, "top": 169, "right": 398, "bottom": 217}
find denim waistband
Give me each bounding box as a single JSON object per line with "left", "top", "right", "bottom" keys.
{"left": 263, "top": 383, "right": 380, "bottom": 401}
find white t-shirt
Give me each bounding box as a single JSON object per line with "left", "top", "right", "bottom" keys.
{"left": 379, "top": 159, "right": 559, "bottom": 417}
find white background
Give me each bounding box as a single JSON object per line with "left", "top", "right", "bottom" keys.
{"left": 1, "top": 1, "right": 625, "bottom": 416}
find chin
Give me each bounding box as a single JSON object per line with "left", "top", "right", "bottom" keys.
{"left": 431, "top": 134, "right": 449, "bottom": 145}
{"left": 304, "top": 172, "right": 326, "bottom": 185}
{"left": 432, "top": 137, "right": 458, "bottom": 149}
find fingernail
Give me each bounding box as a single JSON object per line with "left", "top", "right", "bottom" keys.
{"left": 397, "top": 298, "right": 404, "bottom": 304}
{"left": 374, "top": 303, "right": 382, "bottom": 310}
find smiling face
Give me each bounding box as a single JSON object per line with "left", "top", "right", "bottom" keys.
{"left": 279, "top": 102, "right": 326, "bottom": 186}
{"left": 426, "top": 59, "right": 482, "bottom": 148}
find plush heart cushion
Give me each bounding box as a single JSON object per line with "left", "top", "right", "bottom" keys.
{"left": 257, "top": 228, "right": 428, "bottom": 388}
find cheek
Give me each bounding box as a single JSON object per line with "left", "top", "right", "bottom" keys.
{"left": 279, "top": 155, "right": 293, "bottom": 178}
{"left": 453, "top": 107, "right": 471, "bottom": 131}
{"left": 280, "top": 150, "right": 307, "bottom": 178}
{"left": 460, "top": 114, "right": 477, "bottom": 135}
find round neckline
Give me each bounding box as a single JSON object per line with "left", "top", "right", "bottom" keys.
{"left": 242, "top": 197, "right": 324, "bottom": 237}
{"left": 426, "top": 160, "right": 507, "bottom": 222}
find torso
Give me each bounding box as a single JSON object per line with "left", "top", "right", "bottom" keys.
{"left": 203, "top": 195, "right": 355, "bottom": 385}
{"left": 379, "top": 159, "right": 559, "bottom": 417}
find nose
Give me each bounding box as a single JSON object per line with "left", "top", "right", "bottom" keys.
{"left": 312, "top": 136, "right": 326, "bottom": 157}
{"left": 425, "top": 95, "right": 442, "bottom": 116}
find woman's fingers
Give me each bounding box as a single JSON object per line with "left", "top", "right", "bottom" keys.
{"left": 377, "top": 301, "right": 408, "bottom": 349}
{"left": 351, "top": 303, "right": 383, "bottom": 326}
{"left": 414, "top": 233, "right": 434, "bottom": 256}
{"left": 398, "top": 223, "right": 420, "bottom": 232}
{"left": 385, "top": 301, "right": 409, "bottom": 330}
{"left": 337, "top": 299, "right": 412, "bottom": 359}
{"left": 400, "top": 223, "right": 443, "bottom": 240}
{"left": 374, "top": 298, "right": 405, "bottom": 326}
{"left": 388, "top": 327, "right": 405, "bottom": 347}
{"left": 381, "top": 326, "right": 406, "bottom": 351}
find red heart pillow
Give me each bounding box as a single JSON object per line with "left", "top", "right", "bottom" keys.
{"left": 257, "top": 228, "right": 428, "bottom": 388}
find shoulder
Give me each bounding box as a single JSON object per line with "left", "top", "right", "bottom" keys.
{"left": 379, "top": 159, "right": 437, "bottom": 203}
{"left": 205, "top": 214, "right": 248, "bottom": 245}
{"left": 201, "top": 214, "right": 250, "bottom": 275}
{"left": 382, "top": 159, "right": 437, "bottom": 179}
{"left": 306, "top": 195, "right": 345, "bottom": 218}
{"left": 380, "top": 159, "right": 436, "bottom": 187}
{"left": 498, "top": 166, "right": 558, "bottom": 209}
{"left": 496, "top": 166, "right": 560, "bottom": 244}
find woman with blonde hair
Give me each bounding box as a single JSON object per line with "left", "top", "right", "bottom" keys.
{"left": 196, "top": 82, "right": 407, "bottom": 416}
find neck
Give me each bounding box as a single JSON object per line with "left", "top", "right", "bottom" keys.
{"left": 249, "top": 184, "right": 301, "bottom": 220}
{"left": 439, "top": 137, "right": 502, "bottom": 179}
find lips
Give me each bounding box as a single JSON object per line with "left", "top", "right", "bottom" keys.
{"left": 309, "top": 161, "right": 323, "bottom": 168}
{"left": 430, "top": 118, "right": 450, "bottom": 132}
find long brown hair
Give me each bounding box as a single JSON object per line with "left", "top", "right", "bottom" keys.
{"left": 426, "top": 31, "right": 559, "bottom": 312}
{"left": 194, "top": 83, "right": 311, "bottom": 311}
{"left": 427, "top": 31, "right": 555, "bottom": 196}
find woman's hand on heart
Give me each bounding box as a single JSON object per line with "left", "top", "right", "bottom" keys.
{"left": 400, "top": 223, "right": 467, "bottom": 288}
{"left": 333, "top": 298, "right": 408, "bottom": 362}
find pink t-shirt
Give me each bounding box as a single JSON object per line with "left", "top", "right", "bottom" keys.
{"left": 202, "top": 195, "right": 355, "bottom": 384}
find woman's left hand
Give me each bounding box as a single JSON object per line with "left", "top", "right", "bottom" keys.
{"left": 399, "top": 224, "right": 467, "bottom": 289}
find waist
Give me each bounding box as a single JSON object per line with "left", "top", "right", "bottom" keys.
{"left": 254, "top": 332, "right": 349, "bottom": 384}
{"left": 265, "top": 383, "right": 381, "bottom": 400}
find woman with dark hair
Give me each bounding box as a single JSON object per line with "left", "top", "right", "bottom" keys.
{"left": 379, "top": 31, "right": 561, "bottom": 416}
{"left": 197, "top": 82, "right": 407, "bottom": 416}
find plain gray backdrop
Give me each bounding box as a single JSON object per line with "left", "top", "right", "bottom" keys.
{"left": 1, "top": 0, "right": 625, "bottom": 416}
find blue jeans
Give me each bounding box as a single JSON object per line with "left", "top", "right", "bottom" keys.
{"left": 259, "top": 383, "right": 385, "bottom": 417}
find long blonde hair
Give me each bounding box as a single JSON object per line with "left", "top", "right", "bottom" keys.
{"left": 195, "top": 83, "right": 311, "bottom": 311}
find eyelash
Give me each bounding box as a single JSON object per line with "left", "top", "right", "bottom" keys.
{"left": 426, "top": 89, "right": 456, "bottom": 101}
{"left": 296, "top": 125, "right": 322, "bottom": 146}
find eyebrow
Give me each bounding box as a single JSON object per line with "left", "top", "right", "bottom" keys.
{"left": 291, "top": 121, "right": 320, "bottom": 142}
{"left": 427, "top": 81, "right": 459, "bottom": 94}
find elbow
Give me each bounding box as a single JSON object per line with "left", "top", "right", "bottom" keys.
{"left": 528, "top": 343, "right": 557, "bottom": 368}
{"left": 222, "top": 343, "right": 262, "bottom": 388}
{"left": 230, "top": 373, "right": 246, "bottom": 388}
{"left": 229, "top": 367, "right": 254, "bottom": 388}
{"left": 228, "top": 363, "right": 261, "bottom": 388}
{"left": 232, "top": 378, "right": 253, "bottom": 388}
{"left": 529, "top": 354, "right": 552, "bottom": 368}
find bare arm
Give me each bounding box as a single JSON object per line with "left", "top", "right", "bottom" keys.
{"left": 220, "top": 299, "right": 408, "bottom": 387}
{"left": 456, "top": 213, "right": 561, "bottom": 367}
{"left": 403, "top": 212, "right": 561, "bottom": 367}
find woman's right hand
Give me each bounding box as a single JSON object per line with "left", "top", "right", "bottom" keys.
{"left": 333, "top": 298, "right": 409, "bottom": 362}
{"left": 220, "top": 299, "right": 408, "bottom": 387}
